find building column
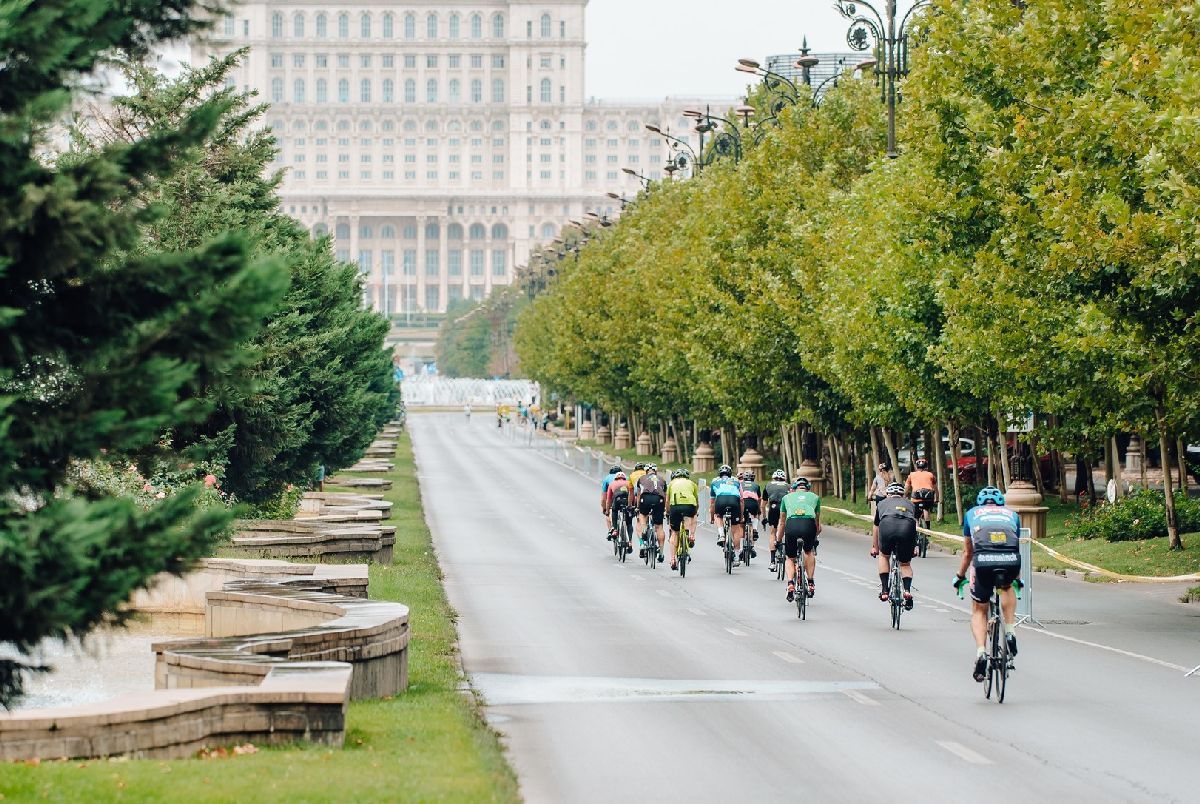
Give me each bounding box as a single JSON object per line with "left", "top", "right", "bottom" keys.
{"left": 438, "top": 218, "right": 449, "bottom": 313}
{"left": 348, "top": 214, "right": 365, "bottom": 308}
{"left": 483, "top": 232, "right": 494, "bottom": 296}
{"left": 415, "top": 214, "right": 427, "bottom": 314}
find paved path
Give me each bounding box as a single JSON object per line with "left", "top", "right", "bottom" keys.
{"left": 412, "top": 414, "right": 1200, "bottom": 804}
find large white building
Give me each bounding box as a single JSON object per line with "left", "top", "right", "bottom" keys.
{"left": 192, "top": 2, "right": 728, "bottom": 314}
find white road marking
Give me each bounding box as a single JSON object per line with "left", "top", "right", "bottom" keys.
{"left": 936, "top": 740, "right": 994, "bottom": 765}
{"left": 687, "top": 608, "right": 706, "bottom": 617}
{"left": 933, "top": 608, "right": 949, "bottom": 613}
{"left": 725, "top": 628, "right": 748, "bottom": 637}
{"left": 656, "top": 589, "right": 672, "bottom": 598}
{"left": 631, "top": 575, "right": 646, "bottom": 582}
{"left": 841, "top": 689, "right": 879, "bottom": 706}
{"left": 772, "top": 651, "right": 805, "bottom": 664}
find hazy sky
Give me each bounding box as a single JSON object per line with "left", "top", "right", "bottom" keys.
{"left": 584, "top": 0, "right": 854, "bottom": 100}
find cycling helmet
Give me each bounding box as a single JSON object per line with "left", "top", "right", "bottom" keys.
{"left": 772, "top": 469, "right": 786, "bottom": 481}
{"left": 647, "top": 463, "right": 657, "bottom": 473}
{"left": 885, "top": 482, "right": 906, "bottom": 497}
{"left": 634, "top": 462, "right": 646, "bottom": 471}
{"left": 614, "top": 471, "right": 627, "bottom": 480}
{"left": 670, "top": 469, "right": 683, "bottom": 480}
{"left": 718, "top": 464, "right": 732, "bottom": 477}
{"left": 976, "top": 486, "right": 1005, "bottom": 506}
{"left": 793, "top": 477, "right": 812, "bottom": 491}
{"left": 609, "top": 465, "right": 622, "bottom": 475}
{"left": 677, "top": 468, "right": 691, "bottom": 478}
{"left": 877, "top": 462, "right": 890, "bottom": 472}
{"left": 915, "top": 458, "right": 929, "bottom": 470}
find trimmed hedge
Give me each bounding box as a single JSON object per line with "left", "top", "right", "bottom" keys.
{"left": 1067, "top": 490, "right": 1200, "bottom": 542}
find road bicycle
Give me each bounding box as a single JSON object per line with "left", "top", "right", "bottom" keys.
{"left": 774, "top": 539, "right": 786, "bottom": 582}
{"left": 642, "top": 514, "right": 658, "bottom": 570}
{"left": 614, "top": 506, "right": 631, "bottom": 563}
{"left": 959, "top": 575, "right": 1022, "bottom": 703}
{"left": 675, "top": 520, "right": 692, "bottom": 578}
{"left": 794, "top": 553, "right": 809, "bottom": 621}
{"left": 740, "top": 517, "right": 756, "bottom": 568}
{"left": 887, "top": 552, "right": 905, "bottom": 630}
{"left": 721, "top": 512, "right": 736, "bottom": 574}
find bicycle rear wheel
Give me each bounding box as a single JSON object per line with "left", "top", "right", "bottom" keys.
{"left": 985, "top": 617, "right": 1000, "bottom": 700}
{"left": 996, "top": 632, "right": 1009, "bottom": 703}
{"left": 890, "top": 567, "right": 903, "bottom": 630}
{"left": 796, "top": 564, "right": 808, "bottom": 620}
{"left": 648, "top": 532, "right": 657, "bottom": 569}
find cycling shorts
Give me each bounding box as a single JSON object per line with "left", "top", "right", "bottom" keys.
{"left": 783, "top": 517, "right": 818, "bottom": 558}
{"left": 638, "top": 493, "right": 665, "bottom": 524}
{"left": 714, "top": 495, "right": 743, "bottom": 525}
{"left": 766, "top": 500, "right": 782, "bottom": 528}
{"left": 669, "top": 503, "right": 697, "bottom": 531}
{"left": 878, "top": 517, "right": 917, "bottom": 563}
{"left": 970, "top": 555, "right": 1021, "bottom": 604}
{"left": 742, "top": 497, "right": 761, "bottom": 517}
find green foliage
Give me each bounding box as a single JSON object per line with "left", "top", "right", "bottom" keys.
{"left": 437, "top": 298, "right": 493, "bottom": 377}
{"left": 0, "top": 1, "right": 290, "bottom": 704}
{"left": 1067, "top": 490, "right": 1200, "bottom": 542}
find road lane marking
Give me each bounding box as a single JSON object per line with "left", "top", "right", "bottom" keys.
{"left": 725, "top": 628, "right": 747, "bottom": 637}
{"left": 656, "top": 589, "right": 672, "bottom": 598}
{"left": 631, "top": 575, "right": 646, "bottom": 582}
{"left": 687, "top": 608, "right": 706, "bottom": 617}
{"left": 936, "top": 741, "right": 993, "bottom": 765}
{"left": 772, "top": 651, "right": 805, "bottom": 664}
{"left": 841, "top": 689, "right": 879, "bottom": 706}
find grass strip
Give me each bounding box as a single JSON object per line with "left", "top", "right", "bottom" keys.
{"left": 0, "top": 430, "right": 519, "bottom": 803}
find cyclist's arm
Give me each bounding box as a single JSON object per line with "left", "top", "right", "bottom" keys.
{"left": 956, "top": 536, "right": 973, "bottom": 579}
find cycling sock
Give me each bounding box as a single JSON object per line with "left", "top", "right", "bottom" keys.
{"left": 1004, "top": 623, "right": 1016, "bottom": 635}
{"left": 878, "top": 572, "right": 888, "bottom": 591}
{"left": 902, "top": 576, "right": 912, "bottom": 592}
{"left": 976, "top": 646, "right": 986, "bottom": 657}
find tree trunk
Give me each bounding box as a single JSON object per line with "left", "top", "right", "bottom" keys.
{"left": 1175, "top": 437, "right": 1188, "bottom": 491}
{"left": 850, "top": 439, "right": 859, "bottom": 504}
{"left": 1102, "top": 437, "right": 1114, "bottom": 489}
{"left": 997, "top": 416, "right": 1012, "bottom": 491}
{"left": 870, "top": 426, "right": 883, "bottom": 473}
{"left": 780, "top": 425, "right": 793, "bottom": 479}
{"left": 933, "top": 421, "right": 947, "bottom": 523}
{"left": 830, "top": 435, "right": 844, "bottom": 498}
{"left": 1139, "top": 435, "right": 1147, "bottom": 489}
{"left": 1156, "top": 407, "right": 1183, "bottom": 550}
{"left": 881, "top": 427, "right": 901, "bottom": 479}
{"left": 949, "top": 421, "right": 965, "bottom": 525}
{"left": 1031, "top": 431, "right": 1046, "bottom": 498}
{"left": 1057, "top": 449, "right": 1069, "bottom": 504}
{"left": 984, "top": 426, "right": 996, "bottom": 487}
{"left": 1110, "top": 435, "right": 1124, "bottom": 500}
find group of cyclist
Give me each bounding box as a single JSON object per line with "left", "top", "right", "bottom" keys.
{"left": 601, "top": 454, "right": 1024, "bottom": 683}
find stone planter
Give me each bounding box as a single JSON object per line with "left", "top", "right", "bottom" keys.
{"left": 737, "top": 447, "right": 766, "bottom": 481}
{"left": 636, "top": 431, "right": 654, "bottom": 456}
{"left": 693, "top": 441, "right": 715, "bottom": 473}
{"left": 661, "top": 437, "right": 679, "bottom": 464}
{"left": 614, "top": 424, "right": 632, "bottom": 451}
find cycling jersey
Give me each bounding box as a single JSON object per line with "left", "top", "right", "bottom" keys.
{"left": 907, "top": 470, "right": 936, "bottom": 492}
{"left": 740, "top": 481, "right": 761, "bottom": 501}
{"left": 636, "top": 473, "right": 666, "bottom": 498}
{"left": 710, "top": 476, "right": 741, "bottom": 498}
{"left": 875, "top": 497, "right": 917, "bottom": 523}
{"left": 964, "top": 504, "right": 1020, "bottom": 554}
{"left": 606, "top": 478, "right": 631, "bottom": 507}
{"left": 601, "top": 470, "right": 618, "bottom": 494}
{"left": 667, "top": 477, "right": 699, "bottom": 507}
{"left": 763, "top": 481, "right": 790, "bottom": 505}
{"left": 628, "top": 469, "right": 647, "bottom": 496}
{"left": 780, "top": 489, "right": 820, "bottom": 519}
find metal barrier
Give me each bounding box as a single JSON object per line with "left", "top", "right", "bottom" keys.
{"left": 1016, "top": 529, "right": 1042, "bottom": 627}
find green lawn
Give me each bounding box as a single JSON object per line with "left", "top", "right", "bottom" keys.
{"left": 0, "top": 431, "right": 520, "bottom": 803}
{"left": 819, "top": 494, "right": 1200, "bottom": 579}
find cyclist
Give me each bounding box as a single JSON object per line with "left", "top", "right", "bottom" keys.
{"left": 763, "top": 469, "right": 791, "bottom": 573}
{"left": 666, "top": 469, "right": 699, "bottom": 571}
{"left": 953, "top": 486, "right": 1022, "bottom": 683}
{"left": 601, "top": 464, "right": 621, "bottom": 540}
{"left": 775, "top": 477, "right": 821, "bottom": 602}
{"left": 905, "top": 457, "right": 938, "bottom": 531}
{"left": 871, "top": 482, "right": 918, "bottom": 609}
{"left": 635, "top": 464, "right": 667, "bottom": 562}
{"left": 740, "top": 471, "right": 762, "bottom": 556}
{"left": 604, "top": 471, "right": 633, "bottom": 545}
{"left": 628, "top": 462, "right": 648, "bottom": 502}
{"left": 868, "top": 462, "right": 893, "bottom": 513}
{"left": 710, "top": 464, "right": 745, "bottom": 564}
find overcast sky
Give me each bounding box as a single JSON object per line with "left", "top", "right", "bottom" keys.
{"left": 584, "top": 0, "right": 853, "bottom": 100}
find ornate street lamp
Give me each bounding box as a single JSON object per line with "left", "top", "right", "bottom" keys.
{"left": 835, "top": 0, "right": 931, "bottom": 157}
{"left": 645, "top": 124, "right": 699, "bottom": 177}
{"left": 620, "top": 167, "right": 650, "bottom": 190}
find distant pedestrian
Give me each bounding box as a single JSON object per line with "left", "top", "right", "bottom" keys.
{"left": 464, "top": 403, "right": 472, "bottom": 421}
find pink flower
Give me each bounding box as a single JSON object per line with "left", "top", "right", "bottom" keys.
{"left": 286, "top": 484, "right": 294, "bottom": 492}
{"left": 143, "top": 483, "right": 153, "bottom": 492}
{"left": 155, "top": 491, "right": 166, "bottom": 499}
{"left": 204, "top": 474, "right": 218, "bottom": 488}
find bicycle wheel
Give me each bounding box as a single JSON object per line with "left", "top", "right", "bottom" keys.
{"left": 618, "top": 521, "right": 627, "bottom": 563}
{"left": 776, "top": 545, "right": 786, "bottom": 581}
{"left": 796, "top": 564, "right": 807, "bottom": 620}
{"left": 985, "top": 616, "right": 999, "bottom": 700}
{"left": 648, "top": 532, "right": 657, "bottom": 569}
{"left": 996, "top": 629, "right": 1009, "bottom": 704}
{"left": 890, "top": 567, "right": 902, "bottom": 630}
{"left": 679, "top": 541, "right": 688, "bottom": 578}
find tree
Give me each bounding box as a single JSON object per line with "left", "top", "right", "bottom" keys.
{"left": 0, "top": 1, "right": 287, "bottom": 704}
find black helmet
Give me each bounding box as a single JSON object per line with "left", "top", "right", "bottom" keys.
{"left": 885, "top": 482, "right": 906, "bottom": 496}
{"left": 609, "top": 465, "right": 622, "bottom": 475}
{"left": 772, "top": 469, "right": 786, "bottom": 481}
{"left": 718, "top": 464, "right": 732, "bottom": 477}
{"left": 634, "top": 462, "right": 646, "bottom": 471}
{"left": 915, "top": 458, "right": 929, "bottom": 470}
{"left": 793, "top": 477, "right": 812, "bottom": 491}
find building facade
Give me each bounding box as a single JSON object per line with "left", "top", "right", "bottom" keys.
{"left": 765, "top": 50, "right": 866, "bottom": 95}
{"left": 192, "top": 2, "right": 727, "bottom": 314}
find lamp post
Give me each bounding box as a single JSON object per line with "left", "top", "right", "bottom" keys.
{"left": 645, "top": 124, "right": 699, "bottom": 177}
{"left": 686, "top": 105, "right": 747, "bottom": 165}
{"left": 835, "top": 0, "right": 930, "bottom": 158}
{"left": 620, "top": 167, "right": 650, "bottom": 190}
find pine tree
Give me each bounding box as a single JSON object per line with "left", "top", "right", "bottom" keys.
{"left": 0, "top": 1, "right": 288, "bottom": 705}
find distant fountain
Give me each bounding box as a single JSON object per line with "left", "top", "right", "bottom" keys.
{"left": 402, "top": 377, "right": 540, "bottom": 407}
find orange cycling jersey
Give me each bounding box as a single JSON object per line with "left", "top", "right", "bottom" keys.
{"left": 908, "top": 470, "right": 936, "bottom": 492}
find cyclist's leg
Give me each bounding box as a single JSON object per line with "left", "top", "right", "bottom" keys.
{"left": 653, "top": 498, "right": 666, "bottom": 552}
{"left": 667, "top": 506, "right": 681, "bottom": 567}
{"left": 876, "top": 541, "right": 891, "bottom": 599}
{"left": 801, "top": 522, "right": 817, "bottom": 588}
{"left": 969, "top": 566, "right": 992, "bottom": 650}
{"left": 783, "top": 520, "right": 800, "bottom": 592}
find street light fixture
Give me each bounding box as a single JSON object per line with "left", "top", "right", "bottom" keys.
{"left": 835, "top": 0, "right": 931, "bottom": 157}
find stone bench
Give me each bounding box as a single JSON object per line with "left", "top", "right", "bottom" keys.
{"left": 227, "top": 523, "right": 395, "bottom": 564}
{"left": 323, "top": 476, "right": 393, "bottom": 490}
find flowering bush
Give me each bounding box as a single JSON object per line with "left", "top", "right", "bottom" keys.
{"left": 1066, "top": 490, "right": 1200, "bottom": 542}
{"left": 67, "top": 437, "right": 235, "bottom": 512}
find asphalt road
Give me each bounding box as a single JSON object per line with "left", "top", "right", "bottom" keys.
{"left": 411, "top": 413, "right": 1200, "bottom": 804}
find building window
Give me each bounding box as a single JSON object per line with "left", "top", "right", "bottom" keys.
{"left": 425, "top": 249, "right": 439, "bottom": 276}
{"left": 492, "top": 250, "right": 506, "bottom": 277}
{"left": 316, "top": 78, "right": 327, "bottom": 102}
{"left": 404, "top": 79, "right": 416, "bottom": 103}
{"left": 561, "top": 20, "right": 567, "bottom": 38}
{"left": 361, "top": 79, "right": 371, "bottom": 102}
{"left": 383, "top": 12, "right": 393, "bottom": 38}
{"left": 402, "top": 249, "right": 417, "bottom": 275}
{"left": 360, "top": 54, "right": 371, "bottom": 68}
{"left": 427, "top": 13, "right": 438, "bottom": 38}
{"left": 338, "top": 79, "right": 349, "bottom": 102}
{"left": 540, "top": 55, "right": 551, "bottom": 69}
{"left": 293, "top": 78, "right": 305, "bottom": 102}
{"left": 223, "top": 15, "right": 235, "bottom": 36}
{"left": 293, "top": 53, "right": 305, "bottom": 68}
{"left": 271, "top": 77, "right": 283, "bottom": 102}
{"left": 526, "top": 85, "right": 532, "bottom": 102}
{"left": 449, "top": 54, "right": 460, "bottom": 68}
{"left": 360, "top": 13, "right": 371, "bottom": 38}
{"left": 404, "top": 13, "right": 415, "bottom": 39}
{"left": 491, "top": 78, "right": 505, "bottom": 103}
{"left": 470, "top": 13, "right": 482, "bottom": 39}
{"left": 293, "top": 13, "right": 305, "bottom": 38}
{"left": 270, "top": 53, "right": 283, "bottom": 68}
{"left": 449, "top": 14, "right": 460, "bottom": 38}
{"left": 426, "top": 79, "right": 438, "bottom": 103}
{"left": 448, "top": 250, "right": 462, "bottom": 276}
{"left": 404, "top": 54, "right": 416, "bottom": 69}
{"left": 540, "top": 13, "right": 551, "bottom": 38}
{"left": 470, "top": 54, "right": 482, "bottom": 69}
{"left": 426, "top": 54, "right": 438, "bottom": 68}
{"left": 337, "top": 53, "right": 349, "bottom": 68}
{"left": 560, "top": 85, "right": 565, "bottom": 102}
{"left": 383, "top": 79, "right": 394, "bottom": 102}
{"left": 358, "top": 250, "right": 372, "bottom": 272}
{"left": 315, "top": 13, "right": 326, "bottom": 37}
{"left": 381, "top": 249, "right": 395, "bottom": 275}
{"left": 271, "top": 12, "right": 283, "bottom": 38}
{"left": 337, "top": 12, "right": 349, "bottom": 38}
{"left": 470, "top": 79, "right": 482, "bottom": 103}
{"left": 493, "top": 13, "right": 505, "bottom": 38}
{"left": 527, "top": 20, "right": 533, "bottom": 38}
{"left": 470, "top": 249, "right": 484, "bottom": 276}
{"left": 448, "top": 78, "right": 461, "bottom": 103}
{"left": 540, "top": 78, "right": 551, "bottom": 103}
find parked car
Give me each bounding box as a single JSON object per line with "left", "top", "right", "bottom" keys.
{"left": 897, "top": 436, "right": 976, "bottom": 472}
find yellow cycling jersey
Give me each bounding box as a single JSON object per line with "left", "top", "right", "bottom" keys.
{"left": 628, "top": 469, "right": 647, "bottom": 495}
{"left": 667, "top": 477, "right": 699, "bottom": 507}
